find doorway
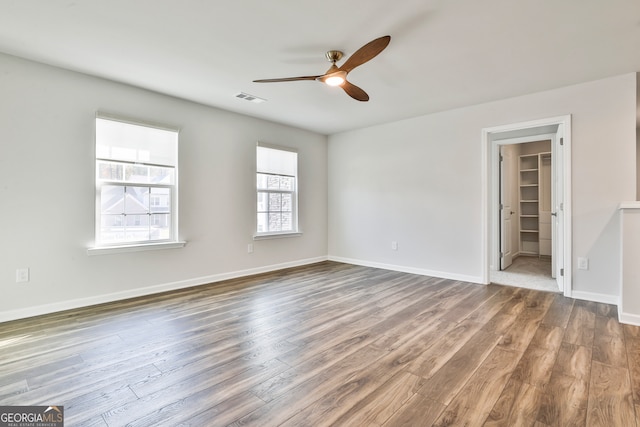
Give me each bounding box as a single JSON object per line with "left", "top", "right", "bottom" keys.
{"left": 494, "top": 140, "right": 556, "bottom": 292}
{"left": 481, "top": 116, "right": 572, "bottom": 297}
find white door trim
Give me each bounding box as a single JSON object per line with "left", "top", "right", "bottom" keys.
{"left": 481, "top": 115, "right": 572, "bottom": 297}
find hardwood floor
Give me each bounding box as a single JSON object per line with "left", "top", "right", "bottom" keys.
{"left": 1, "top": 261, "right": 639, "bottom": 426}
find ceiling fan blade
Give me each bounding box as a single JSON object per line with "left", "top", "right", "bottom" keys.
{"left": 342, "top": 81, "right": 369, "bottom": 102}
{"left": 253, "top": 75, "right": 321, "bottom": 83}
{"left": 339, "top": 35, "right": 391, "bottom": 74}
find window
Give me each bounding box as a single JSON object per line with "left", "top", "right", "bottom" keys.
{"left": 94, "top": 115, "right": 179, "bottom": 247}
{"left": 256, "top": 143, "right": 298, "bottom": 236}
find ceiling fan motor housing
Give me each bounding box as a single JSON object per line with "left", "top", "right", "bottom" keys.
{"left": 325, "top": 50, "right": 343, "bottom": 63}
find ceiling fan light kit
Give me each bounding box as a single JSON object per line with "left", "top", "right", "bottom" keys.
{"left": 323, "top": 75, "right": 346, "bottom": 86}
{"left": 318, "top": 67, "right": 347, "bottom": 87}
{"left": 253, "top": 35, "right": 391, "bottom": 101}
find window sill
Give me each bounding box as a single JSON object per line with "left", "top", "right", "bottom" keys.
{"left": 253, "top": 232, "right": 302, "bottom": 240}
{"left": 87, "top": 241, "right": 187, "bottom": 256}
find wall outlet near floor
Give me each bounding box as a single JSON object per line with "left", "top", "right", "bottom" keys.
{"left": 391, "top": 241, "right": 398, "bottom": 251}
{"left": 16, "top": 268, "right": 30, "bottom": 283}
{"left": 247, "top": 243, "right": 254, "bottom": 254}
{"left": 577, "top": 257, "right": 589, "bottom": 270}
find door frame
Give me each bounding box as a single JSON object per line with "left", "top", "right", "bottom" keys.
{"left": 481, "top": 115, "right": 572, "bottom": 297}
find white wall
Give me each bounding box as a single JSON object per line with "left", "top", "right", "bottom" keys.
{"left": 0, "top": 53, "right": 328, "bottom": 321}
{"left": 636, "top": 123, "right": 639, "bottom": 201}
{"left": 637, "top": 129, "right": 640, "bottom": 200}
{"left": 328, "top": 74, "right": 636, "bottom": 301}
{"left": 1, "top": 52, "right": 635, "bottom": 321}
{"left": 620, "top": 204, "right": 640, "bottom": 324}
{"left": 636, "top": 72, "right": 639, "bottom": 201}
{"left": 637, "top": 129, "right": 639, "bottom": 201}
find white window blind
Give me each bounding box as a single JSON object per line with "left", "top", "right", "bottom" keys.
{"left": 96, "top": 117, "right": 177, "bottom": 167}
{"left": 256, "top": 145, "right": 297, "bottom": 176}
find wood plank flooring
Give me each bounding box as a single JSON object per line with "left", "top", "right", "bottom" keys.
{"left": 1, "top": 261, "right": 639, "bottom": 426}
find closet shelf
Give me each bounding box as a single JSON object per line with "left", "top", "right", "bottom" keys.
{"left": 517, "top": 150, "right": 551, "bottom": 257}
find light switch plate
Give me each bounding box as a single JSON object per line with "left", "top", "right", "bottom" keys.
{"left": 577, "top": 257, "right": 589, "bottom": 270}
{"left": 16, "top": 268, "right": 29, "bottom": 283}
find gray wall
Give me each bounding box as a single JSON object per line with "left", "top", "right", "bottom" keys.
{"left": 0, "top": 53, "right": 328, "bottom": 321}
{"left": 2, "top": 51, "right": 637, "bottom": 321}
{"left": 637, "top": 71, "right": 640, "bottom": 201}
{"left": 328, "top": 73, "right": 636, "bottom": 302}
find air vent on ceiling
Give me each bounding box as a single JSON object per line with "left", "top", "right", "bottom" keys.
{"left": 235, "top": 92, "right": 266, "bottom": 104}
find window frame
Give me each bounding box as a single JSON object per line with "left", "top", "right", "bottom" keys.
{"left": 89, "top": 113, "right": 184, "bottom": 254}
{"left": 254, "top": 142, "right": 301, "bottom": 239}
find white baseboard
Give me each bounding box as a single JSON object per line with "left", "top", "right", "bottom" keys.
{"left": 619, "top": 311, "right": 640, "bottom": 326}
{"left": 7, "top": 255, "right": 630, "bottom": 326}
{"left": 569, "top": 290, "right": 619, "bottom": 305}
{"left": 328, "top": 256, "right": 483, "bottom": 284}
{"left": 0, "top": 256, "right": 328, "bottom": 323}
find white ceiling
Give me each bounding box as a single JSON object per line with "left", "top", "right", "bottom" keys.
{"left": 1, "top": 0, "right": 639, "bottom": 135}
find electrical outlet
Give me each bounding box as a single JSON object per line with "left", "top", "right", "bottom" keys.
{"left": 391, "top": 241, "right": 398, "bottom": 251}
{"left": 577, "top": 257, "right": 589, "bottom": 270}
{"left": 16, "top": 268, "right": 29, "bottom": 283}
{"left": 247, "top": 243, "right": 254, "bottom": 254}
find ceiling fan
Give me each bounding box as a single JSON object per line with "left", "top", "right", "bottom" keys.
{"left": 253, "top": 35, "right": 391, "bottom": 102}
